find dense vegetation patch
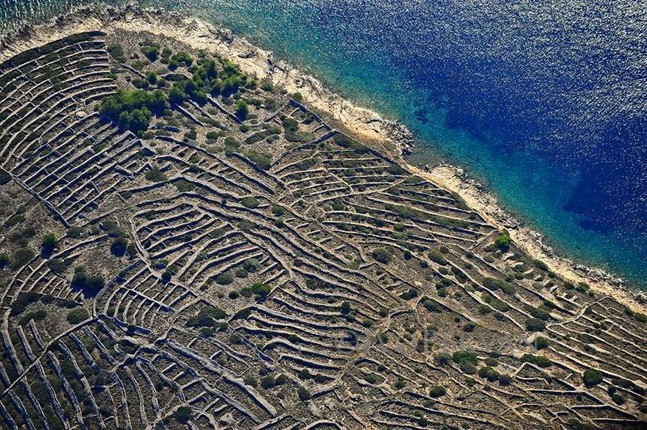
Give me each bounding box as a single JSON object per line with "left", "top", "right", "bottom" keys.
{"left": 99, "top": 89, "right": 168, "bottom": 134}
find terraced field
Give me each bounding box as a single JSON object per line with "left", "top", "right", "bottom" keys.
{"left": 0, "top": 29, "right": 645, "bottom": 430}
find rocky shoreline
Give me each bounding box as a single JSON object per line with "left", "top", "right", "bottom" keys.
{"left": 1, "top": 3, "right": 644, "bottom": 311}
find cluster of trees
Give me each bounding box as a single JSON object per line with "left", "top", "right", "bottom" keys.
{"left": 168, "top": 56, "right": 251, "bottom": 108}
{"left": 99, "top": 89, "right": 168, "bottom": 134}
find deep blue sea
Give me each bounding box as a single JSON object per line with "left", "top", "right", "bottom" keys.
{"left": 2, "top": 0, "right": 646, "bottom": 287}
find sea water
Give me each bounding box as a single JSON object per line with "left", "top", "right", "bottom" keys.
{"left": 2, "top": 0, "right": 646, "bottom": 287}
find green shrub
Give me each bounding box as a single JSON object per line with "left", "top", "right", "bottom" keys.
{"left": 340, "top": 301, "right": 352, "bottom": 314}
{"left": 67, "top": 308, "right": 89, "bottom": 324}
{"left": 241, "top": 197, "right": 259, "bottom": 208}
{"left": 261, "top": 376, "right": 275, "bottom": 389}
{"left": 235, "top": 101, "right": 249, "bottom": 120}
{"left": 429, "top": 385, "right": 446, "bottom": 398}
{"left": 0, "top": 168, "right": 11, "bottom": 185}
{"left": 526, "top": 305, "right": 551, "bottom": 321}
{"left": 110, "top": 237, "right": 129, "bottom": 256}
{"left": 215, "top": 273, "right": 234, "bottom": 285}
{"left": 535, "top": 336, "right": 550, "bottom": 349}
{"left": 452, "top": 350, "right": 478, "bottom": 366}
{"left": 271, "top": 205, "right": 285, "bottom": 216}
{"left": 174, "top": 406, "right": 192, "bottom": 424}
{"left": 242, "top": 259, "right": 260, "bottom": 273}
{"left": 478, "top": 304, "right": 492, "bottom": 314}
{"left": 583, "top": 368, "right": 603, "bottom": 387}
{"left": 435, "top": 353, "right": 451, "bottom": 366}
{"left": 611, "top": 393, "right": 625, "bottom": 405}
{"left": 478, "top": 366, "right": 500, "bottom": 381}
{"left": 141, "top": 43, "right": 160, "bottom": 61}
{"left": 107, "top": 44, "right": 126, "bottom": 62}
{"left": 71, "top": 268, "right": 105, "bottom": 296}
{"left": 522, "top": 354, "right": 552, "bottom": 368}
{"left": 19, "top": 309, "right": 47, "bottom": 325}
{"left": 297, "top": 387, "right": 311, "bottom": 401}
{"left": 494, "top": 233, "right": 512, "bottom": 251}
{"left": 0, "top": 253, "right": 10, "bottom": 269}
{"left": 47, "top": 258, "right": 70, "bottom": 275}
{"left": 525, "top": 317, "right": 546, "bottom": 332}
{"left": 428, "top": 249, "right": 448, "bottom": 265}
{"left": 9, "top": 292, "right": 39, "bottom": 316}
{"left": 243, "top": 150, "right": 272, "bottom": 170}
{"left": 244, "top": 375, "right": 257, "bottom": 387}
{"left": 372, "top": 247, "right": 394, "bottom": 264}
{"left": 145, "top": 167, "right": 167, "bottom": 182}
{"left": 67, "top": 226, "right": 83, "bottom": 238}
{"left": 483, "top": 277, "right": 516, "bottom": 295}
{"left": 41, "top": 233, "right": 57, "bottom": 255}
{"left": 12, "top": 248, "right": 34, "bottom": 269}
{"left": 499, "top": 374, "right": 512, "bottom": 386}
{"left": 251, "top": 282, "right": 271, "bottom": 298}
{"left": 364, "top": 373, "right": 377, "bottom": 384}
{"left": 186, "top": 306, "right": 226, "bottom": 328}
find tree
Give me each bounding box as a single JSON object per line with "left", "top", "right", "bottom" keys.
{"left": 297, "top": 387, "right": 311, "bottom": 401}
{"left": 435, "top": 353, "right": 451, "bottom": 366}
{"left": 110, "top": 237, "right": 128, "bottom": 257}
{"left": 340, "top": 301, "right": 352, "bottom": 315}
{"left": 494, "top": 233, "right": 512, "bottom": 252}
{"left": 169, "top": 84, "right": 186, "bottom": 106}
{"left": 71, "top": 268, "right": 105, "bottom": 297}
{"left": 141, "top": 43, "right": 160, "bottom": 61}
{"left": 0, "top": 168, "right": 11, "bottom": 185}
{"left": 478, "top": 366, "right": 500, "bottom": 382}
{"left": 429, "top": 385, "right": 446, "bottom": 398}
{"left": 525, "top": 317, "right": 546, "bottom": 332}
{"left": 372, "top": 247, "right": 393, "bottom": 264}
{"left": 174, "top": 406, "right": 192, "bottom": 424}
{"left": 0, "top": 253, "right": 10, "bottom": 269}
{"left": 535, "top": 336, "right": 550, "bottom": 349}
{"left": 41, "top": 233, "right": 57, "bottom": 256}
{"left": 235, "top": 100, "right": 249, "bottom": 120}
{"left": 583, "top": 369, "right": 603, "bottom": 387}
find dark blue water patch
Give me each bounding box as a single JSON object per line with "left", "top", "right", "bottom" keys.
{"left": 1, "top": 0, "right": 646, "bottom": 286}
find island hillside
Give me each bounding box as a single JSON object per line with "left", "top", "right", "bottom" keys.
{"left": 0, "top": 21, "right": 645, "bottom": 430}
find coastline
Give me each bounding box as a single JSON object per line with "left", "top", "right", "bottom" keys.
{"left": 1, "top": 5, "right": 644, "bottom": 312}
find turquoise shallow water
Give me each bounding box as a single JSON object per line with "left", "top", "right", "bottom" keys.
{"left": 2, "top": 0, "right": 646, "bottom": 288}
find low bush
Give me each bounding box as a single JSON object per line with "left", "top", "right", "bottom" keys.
{"left": 212, "top": 271, "right": 233, "bottom": 285}
{"left": 478, "top": 366, "right": 500, "bottom": 381}
{"left": 67, "top": 308, "right": 89, "bottom": 324}
{"left": 174, "top": 406, "right": 192, "bottom": 424}
{"left": 583, "top": 368, "right": 603, "bottom": 387}
{"left": 372, "top": 247, "right": 394, "bottom": 264}
{"left": 71, "top": 268, "right": 105, "bottom": 296}
{"left": 525, "top": 317, "right": 546, "bottom": 332}
{"left": 241, "top": 197, "right": 259, "bottom": 208}
{"left": 429, "top": 385, "right": 446, "bottom": 398}
{"left": 251, "top": 282, "right": 272, "bottom": 298}
{"left": 522, "top": 354, "right": 552, "bottom": 368}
